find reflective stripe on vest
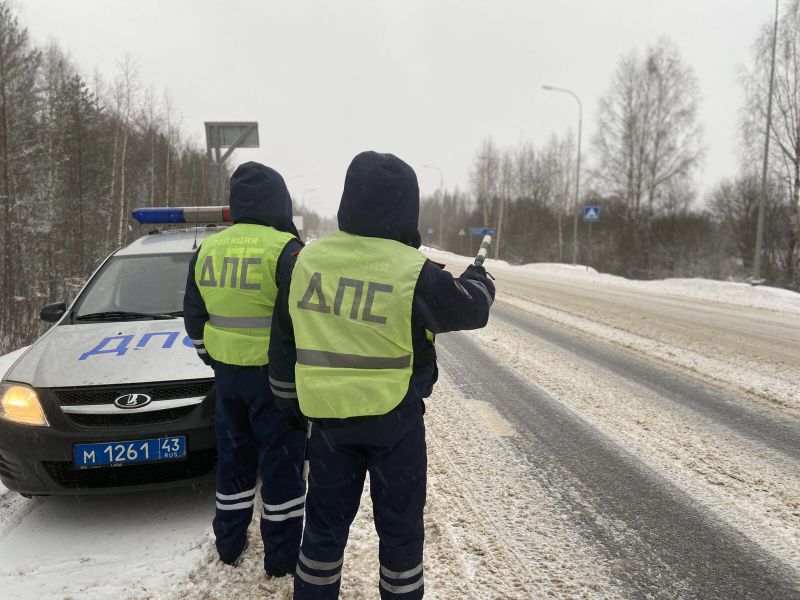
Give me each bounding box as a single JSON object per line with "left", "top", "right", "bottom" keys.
{"left": 289, "top": 231, "right": 427, "bottom": 418}
{"left": 196, "top": 223, "right": 294, "bottom": 366}
{"left": 208, "top": 315, "right": 272, "bottom": 328}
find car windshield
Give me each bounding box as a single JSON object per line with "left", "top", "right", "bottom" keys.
{"left": 74, "top": 254, "right": 192, "bottom": 319}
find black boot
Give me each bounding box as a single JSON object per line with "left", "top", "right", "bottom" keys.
{"left": 265, "top": 562, "right": 296, "bottom": 579}
{"left": 221, "top": 538, "right": 249, "bottom": 568}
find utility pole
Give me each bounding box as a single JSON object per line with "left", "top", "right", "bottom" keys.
{"left": 422, "top": 165, "right": 444, "bottom": 249}
{"left": 543, "top": 86, "right": 582, "bottom": 266}
{"left": 754, "top": 0, "right": 779, "bottom": 283}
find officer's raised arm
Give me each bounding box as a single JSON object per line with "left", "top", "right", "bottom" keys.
{"left": 412, "top": 260, "right": 495, "bottom": 335}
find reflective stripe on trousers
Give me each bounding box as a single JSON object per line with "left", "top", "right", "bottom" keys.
{"left": 380, "top": 563, "right": 424, "bottom": 595}
{"left": 262, "top": 494, "right": 305, "bottom": 521}
{"left": 296, "top": 550, "right": 344, "bottom": 586}
{"left": 215, "top": 486, "right": 257, "bottom": 510}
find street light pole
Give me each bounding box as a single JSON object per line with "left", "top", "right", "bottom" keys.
{"left": 301, "top": 188, "right": 317, "bottom": 206}
{"left": 422, "top": 165, "right": 444, "bottom": 249}
{"left": 754, "top": 0, "right": 780, "bottom": 283}
{"left": 543, "top": 85, "right": 582, "bottom": 266}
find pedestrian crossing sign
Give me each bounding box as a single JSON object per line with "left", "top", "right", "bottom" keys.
{"left": 584, "top": 206, "right": 600, "bottom": 222}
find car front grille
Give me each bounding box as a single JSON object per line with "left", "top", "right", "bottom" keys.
{"left": 42, "top": 449, "right": 217, "bottom": 489}
{"left": 54, "top": 380, "right": 215, "bottom": 406}
{"left": 49, "top": 379, "right": 215, "bottom": 428}
{"left": 66, "top": 406, "right": 198, "bottom": 428}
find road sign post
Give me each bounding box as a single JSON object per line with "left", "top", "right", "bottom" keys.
{"left": 469, "top": 228, "right": 495, "bottom": 257}
{"left": 583, "top": 206, "right": 599, "bottom": 222}
{"left": 583, "top": 207, "right": 599, "bottom": 270}
{"left": 205, "top": 122, "right": 260, "bottom": 203}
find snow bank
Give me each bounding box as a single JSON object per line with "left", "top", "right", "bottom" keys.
{"left": 425, "top": 249, "right": 800, "bottom": 315}
{"left": 0, "top": 485, "right": 216, "bottom": 599}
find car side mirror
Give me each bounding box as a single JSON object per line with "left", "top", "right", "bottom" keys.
{"left": 40, "top": 302, "right": 67, "bottom": 323}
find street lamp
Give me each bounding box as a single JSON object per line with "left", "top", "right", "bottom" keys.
{"left": 422, "top": 165, "right": 444, "bottom": 249}
{"left": 301, "top": 188, "right": 317, "bottom": 205}
{"left": 543, "top": 85, "right": 582, "bottom": 266}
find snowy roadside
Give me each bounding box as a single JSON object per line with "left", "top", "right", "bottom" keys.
{"left": 0, "top": 484, "right": 216, "bottom": 599}
{"left": 0, "top": 367, "right": 615, "bottom": 599}
{"left": 467, "top": 320, "right": 800, "bottom": 572}
{"left": 498, "top": 293, "right": 800, "bottom": 415}
{"left": 165, "top": 373, "right": 616, "bottom": 600}
{"left": 425, "top": 249, "right": 800, "bottom": 414}
{"left": 425, "top": 248, "right": 800, "bottom": 315}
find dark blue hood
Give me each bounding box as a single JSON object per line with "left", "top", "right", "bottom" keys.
{"left": 337, "top": 151, "right": 421, "bottom": 248}
{"left": 229, "top": 162, "right": 296, "bottom": 234}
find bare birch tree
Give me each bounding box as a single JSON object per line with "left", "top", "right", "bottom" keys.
{"left": 593, "top": 37, "right": 704, "bottom": 275}
{"left": 741, "top": 0, "right": 800, "bottom": 288}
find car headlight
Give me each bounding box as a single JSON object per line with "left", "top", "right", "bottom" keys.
{"left": 0, "top": 383, "right": 49, "bottom": 426}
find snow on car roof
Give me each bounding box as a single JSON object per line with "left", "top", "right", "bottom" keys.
{"left": 116, "top": 226, "right": 228, "bottom": 256}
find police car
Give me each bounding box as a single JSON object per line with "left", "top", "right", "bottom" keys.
{"left": 0, "top": 207, "right": 234, "bottom": 496}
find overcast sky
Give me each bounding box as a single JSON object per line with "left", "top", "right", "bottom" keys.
{"left": 20, "top": 0, "right": 776, "bottom": 217}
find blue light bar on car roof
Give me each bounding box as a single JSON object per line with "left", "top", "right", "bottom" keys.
{"left": 132, "top": 206, "right": 232, "bottom": 224}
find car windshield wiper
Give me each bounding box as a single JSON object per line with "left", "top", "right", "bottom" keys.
{"left": 75, "top": 310, "right": 175, "bottom": 322}
{"left": 163, "top": 310, "right": 184, "bottom": 317}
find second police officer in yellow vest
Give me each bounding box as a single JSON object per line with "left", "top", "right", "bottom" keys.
{"left": 183, "top": 162, "right": 307, "bottom": 575}
{"left": 269, "top": 151, "right": 495, "bottom": 599}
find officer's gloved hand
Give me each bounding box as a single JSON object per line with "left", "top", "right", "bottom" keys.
{"left": 284, "top": 409, "right": 308, "bottom": 432}
{"left": 197, "top": 351, "right": 216, "bottom": 370}
{"left": 465, "top": 263, "right": 494, "bottom": 280}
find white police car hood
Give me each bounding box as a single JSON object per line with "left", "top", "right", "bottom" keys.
{"left": 3, "top": 319, "right": 213, "bottom": 388}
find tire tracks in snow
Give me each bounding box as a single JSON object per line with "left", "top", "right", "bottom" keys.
{"left": 493, "top": 305, "right": 800, "bottom": 461}
{"left": 168, "top": 374, "right": 616, "bottom": 600}
{"left": 425, "top": 378, "right": 615, "bottom": 599}
{"left": 478, "top": 308, "right": 800, "bottom": 568}
{"left": 438, "top": 332, "right": 800, "bottom": 599}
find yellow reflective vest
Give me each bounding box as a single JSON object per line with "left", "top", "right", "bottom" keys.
{"left": 196, "top": 223, "right": 295, "bottom": 366}
{"left": 288, "top": 231, "right": 428, "bottom": 418}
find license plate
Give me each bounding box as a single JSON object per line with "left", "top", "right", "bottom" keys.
{"left": 74, "top": 436, "right": 186, "bottom": 468}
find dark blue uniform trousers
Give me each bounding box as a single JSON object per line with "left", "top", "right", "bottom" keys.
{"left": 295, "top": 401, "right": 426, "bottom": 599}
{"left": 213, "top": 363, "right": 307, "bottom": 572}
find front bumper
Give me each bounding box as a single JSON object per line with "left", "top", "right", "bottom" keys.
{"left": 0, "top": 385, "right": 217, "bottom": 495}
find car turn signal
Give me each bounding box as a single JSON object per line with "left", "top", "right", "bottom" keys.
{"left": 0, "top": 384, "right": 49, "bottom": 426}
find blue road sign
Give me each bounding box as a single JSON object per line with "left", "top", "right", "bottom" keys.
{"left": 469, "top": 227, "right": 495, "bottom": 236}
{"left": 584, "top": 206, "right": 600, "bottom": 222}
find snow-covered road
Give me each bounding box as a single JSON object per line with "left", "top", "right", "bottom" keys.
{"left": 1, "top": 254, "right": 798, "bottom": 598}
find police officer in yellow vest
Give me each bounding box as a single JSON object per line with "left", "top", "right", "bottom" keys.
{"left": 268, "top": 151, "right": 495, "bottom": 599}
{"left": 183, "top": 162, "right": 307, "bottom": 575}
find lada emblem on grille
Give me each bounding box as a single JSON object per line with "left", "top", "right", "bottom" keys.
{"left": 113, "top": 393, "right": 152, "bottom": 410}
